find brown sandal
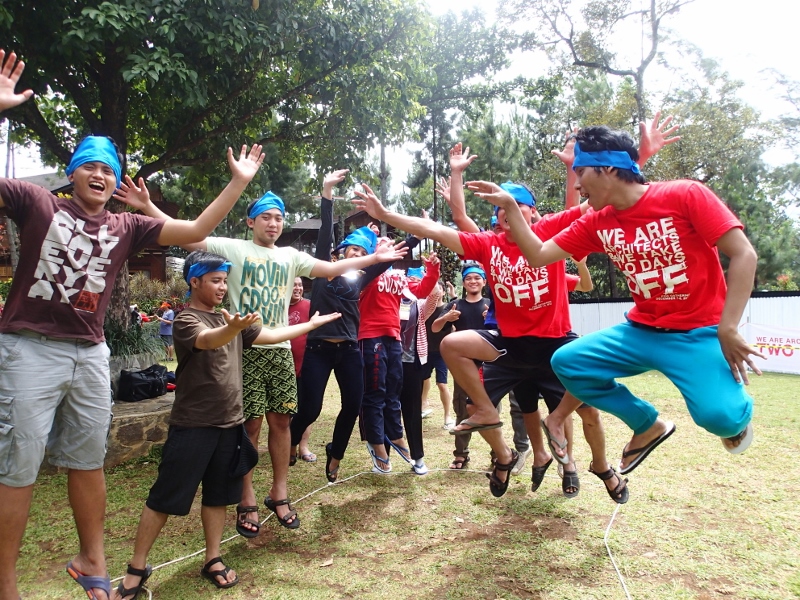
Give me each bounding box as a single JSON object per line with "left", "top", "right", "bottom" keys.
{"left": 589, "top": 462, "right": 629, "bottom": 504}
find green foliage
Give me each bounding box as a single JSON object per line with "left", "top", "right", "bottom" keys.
{"left": 129, "top": 271, "right": 188, "bottom": 315}
{"left": 103, "top": 320, "right": 164, "bottom": 358}
{"left": 0, "top": 279, "right": 11, "bottom": 300}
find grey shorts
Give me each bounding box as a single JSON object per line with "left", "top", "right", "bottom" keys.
{"left": 0, "top": 331, "right": 112, "bottom": 487}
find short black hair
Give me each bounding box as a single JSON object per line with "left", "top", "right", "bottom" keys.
{"left": 576, "top": 126, "right": 646, "bottom": 184}
{"left": 183, "top": 250, "right": 230, "bottom": 281}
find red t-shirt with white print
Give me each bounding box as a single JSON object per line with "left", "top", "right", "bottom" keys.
{"left": 553, "top": 180, "right": 742, "bottom": 329}
{"left": 458, "top": 205, "right": 583, "bottom": 338}
{"left": 358, "top": 264, "right": 439, "bottom": 340}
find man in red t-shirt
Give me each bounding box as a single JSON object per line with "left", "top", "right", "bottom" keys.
{"left": 0, "top": 50, "right": 267, "bottom": 600}
{"left": 469, "top": 124, "right": 760, "bottom": 478}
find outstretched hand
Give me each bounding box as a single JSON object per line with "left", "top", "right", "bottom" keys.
{"left": 449, "top": 142, "right": 477, "bottom": 173}
{"left": 423, "top": 252, "right": 439, "bottom": 268}
{"left": 718, "top": 328, "right": 765, "bottom": 385}
{"left": 465, "top": 180, "right": 515, "bottom": 209}
{"left": 638, "top": 111, "right": 680, "bottom": 165}
{"left": 551, "top": 127, "right": 578, "bottom": 167}
{"left": 352, "top": 183, "right": 388, "bottom": 220}
{"left": 113, "top": 175, "right": 151, "bottom": 210}
{"left": 435, "top": 176, "right": 452, "bottom": 204}
{"left": 322, "top": 169, "right": 349, "bottom": 199}
{"left": 0, "top": 50, "right": 33, "bottom": 112}
{"left": 373, "top": 237, "right": 408, "bottom": 262}
{"left": 221, "top": 309, "right": 261, "bottom": 331}
{"left": 227, "top": 144, "right": 265, "bottom": 183}
{"left": 310, "top": 311, "right": 342, "bottom": 327}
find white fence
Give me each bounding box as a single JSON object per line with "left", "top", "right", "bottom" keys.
{"left": 568, "top": 294, "right": 800, "bottom": 375}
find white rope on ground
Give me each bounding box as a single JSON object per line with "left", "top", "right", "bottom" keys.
{"left": 109, "top": 469, "right": 631, "bottom": 599}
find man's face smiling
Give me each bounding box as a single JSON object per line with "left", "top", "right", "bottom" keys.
{"left": 248, "top": 208, "right": 284, "bottom": 247}
{"left": 291, "top": 277, "right": 304, "bottom": 303}
{"left": 463, "top": 273, "right": 485, "bottom": 295}
{"left": 192, "top": 271, "right": 228, "bottom": 310}
{"left": 69, "top": 162, "right": 116, "bottom": 215}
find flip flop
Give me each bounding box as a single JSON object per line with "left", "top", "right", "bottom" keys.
{"left": 385, "top": 437, "right": 412, "bottom": 464}
{"left": 530, "top": 458, "right": 553, "bottom": 492}
{"left": 540, "top": 420, "right": 570, "bottom": 465}
{"left": 200, "top": 557, "right": 239, "bottom": 589}
{"left": 619, "top": 421, "right": 676, "bottom": 475}
{"left": 449, "top": 418, "right": 503, "bottom": 436}
{"left": 300, "top": 452, "right": 317, "bottom": 463}
{"left": 66, "top": 561, "right": 111, "bottom": 600}
{"left": 366, "top": 442, "right": 392, "bottom": 473}
{"left": 723, "top": 422, "right": 753, "bottom": 455}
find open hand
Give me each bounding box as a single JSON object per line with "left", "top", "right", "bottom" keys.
{"left": 310, "top": 311, "right": 342, "bottom": 327}
{"left": 0, "top": 50, "right": 33, "bottom": 112}
{"left": 638, "top": 111, "right": 681, "bottom": 165}
{"left": 221, "top": 309, "right": 260, "bottom": 331}
{"left": 352, "top": 183, "right": 388, "bottom": 220}
{"left": 449, "top": 142, "right": 477, "bottom": 173}
{"left": 424, "top": 252, "right": 439, "bottom": 268}
{"left": 465, "top": 181, "right": 515, "bottom": 208}
{"left": 228, "top": 144, "right": 265, "bottom": 183}
{"left": 374, "top": 238, "right": 408, "bottom": 262}
{"left": 435, "top": 176, "right": 452, "bottom": 204}
{"left": 323, "top": 169, "right": 349, "bottom": 199}
{"left": 113, "top": 175, "right": 152, "bottom": 210}
{"left": 718, "top": 328, "right": 765, "bottom": 385}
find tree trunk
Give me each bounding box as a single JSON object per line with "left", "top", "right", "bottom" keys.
{"left": 607, "top": 255, "right": 618, "bottom": 298}
{"left": 379, "top": 142, "right": 388, "bottom": 238}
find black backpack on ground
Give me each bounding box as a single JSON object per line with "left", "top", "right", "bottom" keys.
{"left": 117, "top": 364, "right": 168, "bottom": 402}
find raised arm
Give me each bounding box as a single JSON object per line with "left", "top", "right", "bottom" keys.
{"left": 466, "top": 181, "right": 571, "bottom": 267}
{"left": 551, "top": 130, "right": 581, "bottom": 209}
{"left": 310, "top": 236, "right": 407, "bottom": 278}
{"left": 194, "top": 310, "right": 260, "bottom": 350}
{"left": 444, "top": 143, "right": 481, "bottom": 233}
{"left": 113, "top": 144, "right": 265, "bottom": 249}
{"left": 715, "top": 228, "right": 764, "bottom": 384}
{"left": 571, "top": 257, "right": 594, "bottom": 292}
{"left": 353, "top": 184, "right": 465, "bottom": 255}
{"left": 316, "top": 169, "right": 349, "bottom": 260}
{"left": 637, "top": 111, "right": 681, "bottom": 166}
{"left": 0, "top": 49, "right": 34, "bottom": 208}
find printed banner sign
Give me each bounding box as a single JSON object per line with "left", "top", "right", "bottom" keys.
{"left": 743, "top": 322, "right": 800, "bottom": 375}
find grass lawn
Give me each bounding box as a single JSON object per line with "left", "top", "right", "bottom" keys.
{"left": 18, "top": 371, "right": 800, "bottom": 599}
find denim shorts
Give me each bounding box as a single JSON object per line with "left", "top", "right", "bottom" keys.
{"left": 0, "top": 331, "right": 112, "bottom": 487}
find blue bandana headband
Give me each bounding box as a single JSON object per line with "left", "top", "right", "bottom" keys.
{"left": 248, "top": 191, "right": 285, "bottom": 218}
{"left": 66, "top": 136, "right": 122, "bottom": 188}
{"left": 499, "top": 181, "right": 536, "bottom": 207}
{"left": 185, "top": 261, "right": 232, "bottom": 297}
{"left": 490, "top": 215, "right": 498, "bottom": 227}
{"left": 335, "top": 226, "right": 377, "bottom": 255}
{"left": 407, "top": 266, "right": 425, "bottom": 279}
{"left": 572, "top": 142, "right": 641, "bottom": 175}
{"left": 462, "top": 265, "right": 486, "bottom": 280}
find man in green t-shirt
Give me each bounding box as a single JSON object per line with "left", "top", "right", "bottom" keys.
{"left": 130, "top": 177, "right": 405, "bottom": 530}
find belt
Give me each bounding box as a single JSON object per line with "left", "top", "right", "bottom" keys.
{"left": 628, "top": 321, "right": 692, "bottom": 334}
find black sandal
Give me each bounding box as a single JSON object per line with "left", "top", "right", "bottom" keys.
{"left": 115, "top": 564, "right": 152, "bottom": 600}
{"left": 530, "top": 458, "right": 553, "bottom": 492}
{"left": 264, "top": 495, "right": 300, "bottom": 529}
{"left": 449, "top": 456, "right": 470, "bottom": 470}
{"left": 561, "top": 469, "right": 580, "bottom": 499}
{"left": 235, "top": 505, "right": 261, "bottom": 538}
{"left": 325, "top": 442, "right": 339, "bottom": 483}
{"left": 589, "top": 462, "right": 629, "bottom": 504}
{"left": 200, "top": 557, "right": 239, "bottom": 589}
{"left": 486, "top": 450, "right": 519, "bottom": 498}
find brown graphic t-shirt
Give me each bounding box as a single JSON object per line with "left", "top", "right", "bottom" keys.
{"left": 0, "top": 179, "right": 164, "bottom": 343}
{"left": 171, "top": 308, "right": 261, "bottom": 428}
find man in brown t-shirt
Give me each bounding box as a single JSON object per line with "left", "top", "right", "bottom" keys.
{"left": 113, "top": 250, "right": 340, "bottom": 597}
{"left": 0, "top": 50, "right": 266, "bottom": 600}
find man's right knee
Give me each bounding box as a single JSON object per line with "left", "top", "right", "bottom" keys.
{"left": 551, "top": 343, "right": 580, "bottom": 380}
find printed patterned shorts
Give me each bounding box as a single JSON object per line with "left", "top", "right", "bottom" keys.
{"left": 242, "top": 347, "right": 298, "bottom": 418}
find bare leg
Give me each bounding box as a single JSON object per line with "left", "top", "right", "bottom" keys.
{"left": 523, "top": 412, "right": 550, "bottom": 467}
{"left": 112, "top": 506, "right": 168, "bottom": 600}
{"left": 437, "top": 382, "right": 453, "bottom": 424}
{"left": 575, "top": 405, "right": 623, "bottom": 494}
{"left": 541, "top": 392, "right": 582, "bottom": 462}
{"left": 620, "top": 418, "right": 672, "bottom": 472}
{"left": 0, "top": 483, "right": 33, "bottom": 600}
{"left": 201, "top": 505, "right": 237, "bottom": 585}
{"left": 298, "top": 426, "right": 314, "bottom": 459}
{"left": 68, "top": 468, "right": 109, "bottom": 600}
{"left": 421, "top": 378, "right": 431, "bottom": 412}
{"left": 265, "top": 412, "right": 296, "bottom": 525}
{"left": 240, "top": 416, "right": 263, "bottom": 528}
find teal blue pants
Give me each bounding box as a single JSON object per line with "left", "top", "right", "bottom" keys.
{"left": 551, "top": 321, "right": 753, "bottom": 437}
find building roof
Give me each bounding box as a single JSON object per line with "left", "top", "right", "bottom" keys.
{"left": 16, "top": 172, "right": 71, "bottom": 193}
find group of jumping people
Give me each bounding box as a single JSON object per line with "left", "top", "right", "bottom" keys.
{"left": 0, "top": 48, "right": 760, "bottom": 600}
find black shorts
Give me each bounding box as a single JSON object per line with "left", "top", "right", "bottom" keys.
{"left": 146, "top": 425, "right": 244, "bottom": 516}
{"left": 476, "top": 329, "right": 579, "bottom": 414}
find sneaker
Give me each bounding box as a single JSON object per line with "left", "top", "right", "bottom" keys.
{"left": 511, "top": 448, "right": 532, "bottom": 476}
{"left": 411, "top": 459, "right": 429, "bottom": 475}
{"left": 421, "top": 409, "right": 433, "bottom": 419}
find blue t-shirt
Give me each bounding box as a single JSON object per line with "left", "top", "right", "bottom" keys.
{"left": 159, "top": 309, "right": 174, "bottom": 335}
